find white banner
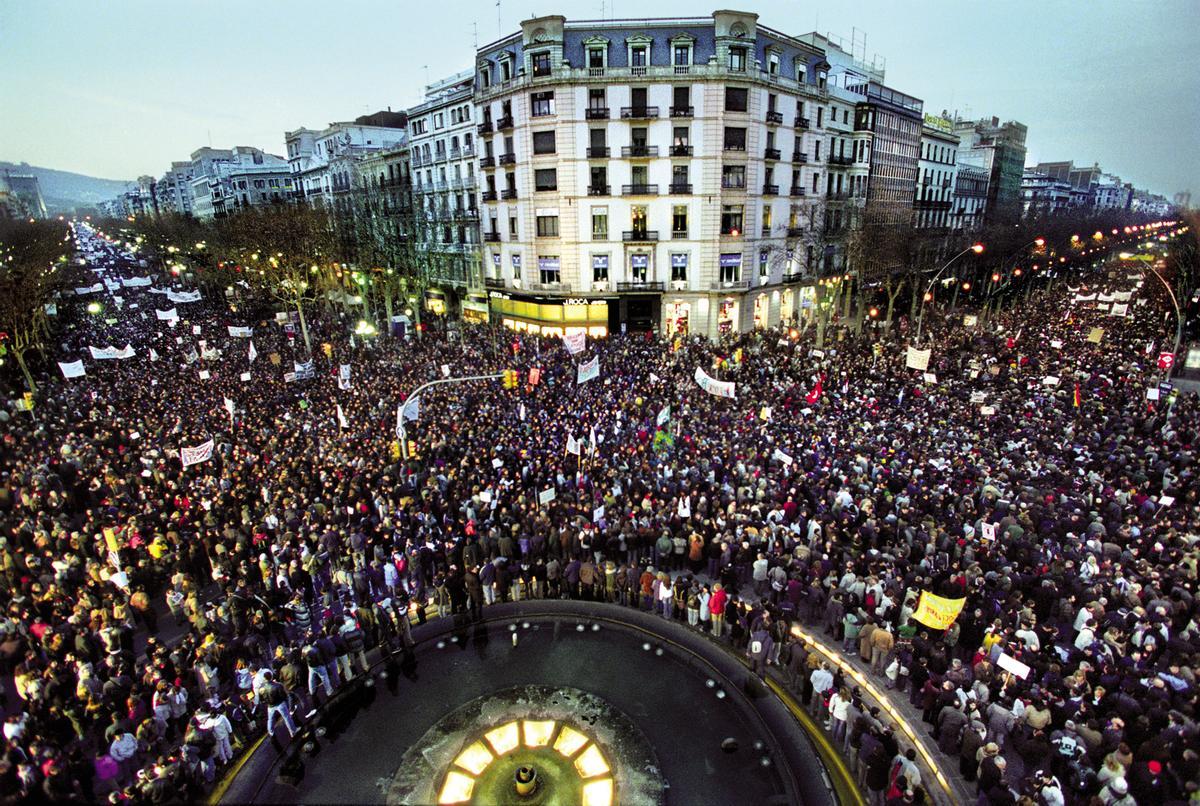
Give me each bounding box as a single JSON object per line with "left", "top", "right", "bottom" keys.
{"left": 293, "top": 360, "right": 314, "bottom": 380}
{"left": 148, "top": 287, "right": 168, "bottom": 295}
{"left": 337, "top": 404, "right": 349, "bottom": 429}
{"left": 577, "top": 356, "right": 599, "bottom": 384}
{"left": 563, "top": 332, "right": 586, "bottom": 355}
{"left": 1110, "top": 303, "right": 1129, "bottom": 317}
{"left": 155, "top": 308, "right": 178, "bottom": 321}
{"left": 566, "top": 435, "right": 582, "bottom": 455}
{"left": 114, "top": 344, "right": 136, "bottom": 359}
{"left": 180, "top": 439, "right": 215, "bottom": 468}
{"left": 771, "top": 447, "right": 794, "bottom": 466}
{"left": 167, "top": 289, "right": 203, "bottom": 304}
{"left": 227, "top": 326, "right": 253, "bottom": 337}
{"left": 905, "top": 346, "right": 931, "bottom": 371}
{"left": 338, "top": 363, "right": 351, "bottom": 390}
{"left": 58, "top": 360, "right": 86, "bottom": 378}
{"left": 693, "top": 366, "right": 736, "bottom": 399}
{"left": 149, "top": 348, "right": 159, "bottom": 362}
{"left": 248, "top": 341, "right": 258, "bottom": 364}
{"left": 121, "top": 276, "right": 152, "bottom": 287}
{"left": 223, "top": 397, "right": 236, "bottom": 419}
{"left": 74, "top": 284, "right": 103, "bottom": 295}
{"left": 89, "top": 345, "right": 119, "bottom": 360}
{"left": 657, "top": 405, "right": 671, "bottom": 426}
{"left": 538, "top": 488, "right": 557, "bottom": 505}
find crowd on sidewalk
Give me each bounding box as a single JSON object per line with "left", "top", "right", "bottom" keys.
{"left": 0, "top": 222, "right": 1194, "bottom": 804}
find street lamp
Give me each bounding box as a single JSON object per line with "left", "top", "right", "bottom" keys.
{"left": 914, "top": 243, "right": 983, "bottom": 343}
{"left": 1145, "top": 263, "right": 1183, "bottom": 375}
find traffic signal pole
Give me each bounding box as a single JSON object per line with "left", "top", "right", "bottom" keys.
{"left": 397, "top": 373, "right": 506, "bottom": 460}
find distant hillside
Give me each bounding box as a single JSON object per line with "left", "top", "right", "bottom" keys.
{"left": 0, "top": 161, "right": 131, "bottom": 213}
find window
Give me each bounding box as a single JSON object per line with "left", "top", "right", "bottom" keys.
{"left": 761, "top": 206, "right": 772, "bottom": 235}
{"left": 768, "top": 53, "right": 779, "bottom": 75}
{"left": 630, "top": 46, "right": 647, "bottom": 67}
{"left": 759, "top": 249, "right": 770, "bottom": 281}
{"left": 817, "top": 70, "right": 827, "bottom": 89}
{"left": 721, "top": 205, "right": 743, "bottom": 235}
{"left": 723, "top": 127, "right": 747, "bottom": 151}
{"left": 631, "top": 165, "right": 648, "bottom": 186}
{"left": 588, "top": 89, "right": 606, "bottom": 110}
{"left": 531, "top": 91, "right": 555, "bottom": 117}
{"left": 814, "top": 140, "right": 821, "bottom": 161}
{"left": 480, "top": 68, "right": 491, "bottom": 88}
{"left": 588, "top": 48, "right": 605, "bottom": 69}
{"left": 592, "top": 208, "right": 608, "bottom": 238}
{"left": 630, "top": 126, "right": 648, "bottom": 147}
{"left": 722, "top": 164, "right": 745, "bottom": 188}
{"left": 592, "top": 254, "right": 609, "bottom": 282}
{"left": 671, "top": 254, "right": 688, "bottom": 281}
{"left": 817, "top": 108, "right": 823, "bottom": 128}
{"left": 539, "top": 257, "right": 560, "bottom": 284}
{"left": 725, "top": 87, "right": 748, "bottom": 112}
{"left": 589, "top": 128, "right": 606, "bottom": 148}
{"left": 673, "top": 126, "right": 690, "bottom": 147}
{"left": 434, "top": 113, "right": 444, "bottom": 129}
{"left": 811, "top": 172, "right": 818, "bottom": 193}
{"left": 719, "top": 253, "right": 741, "bottom": 282}
{"left": 534, "top": 169, "right": 557, "bottom": 191}
{"left": 630, "top": 253, "right": 649, "bottom": 281}
{"left": 532, "top": 51, "right": 551, "bottom": 77}
{"left": 729, "top": 46, "right": 747, "bottom": 71}
{"left": 673, "top": 45, "right": 690, "bottom": 65}
{"left": 501, "top": 59, "right": 512, "bottom": 81}
{"left": 532, "top": 131, "right": 556, "bottom": 154}
{"left": 672, "top": 164, "right": 689, "bottom": 185}
{"left": 797, "top": 65, "right": 807, "bottom": 84}
{"left": 673, "top": 85, "right": 690, "bottom": 110}
{"left": 672, "top": 205, "right": 687, "bottom": 236}
{"left": 590, "top": 166, "right": 607, "bottom": 191}
{"left": 509, "top": 215, "right": 518, "bottom": 236}
{"left": 536, "top": 215, "right": 559, "bottom": 237}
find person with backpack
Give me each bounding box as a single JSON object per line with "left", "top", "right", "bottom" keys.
{"left": 747, "top": 621, "right": 775, "bottom": 678}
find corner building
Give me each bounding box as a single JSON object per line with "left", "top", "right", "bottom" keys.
{"left": 474, "top": 11, "right": 834, "bottom": 337}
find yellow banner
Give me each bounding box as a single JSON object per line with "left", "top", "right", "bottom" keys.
{"left": 912, "top": 591, "right": 966, "bottom": 630}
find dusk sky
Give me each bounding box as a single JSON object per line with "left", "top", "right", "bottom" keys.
{"left": 2, "top": 0, "right": 1196, "bottom": 197}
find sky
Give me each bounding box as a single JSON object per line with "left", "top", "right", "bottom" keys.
{"left": 1, "top": 0, "right": 1197, "bottom": 197}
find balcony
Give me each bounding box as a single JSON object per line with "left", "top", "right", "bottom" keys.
{"left": 528, "top": 281, "right": 566, "bottom": 292}
{"left": 482, "top": 190, "right": 498, "bottom": 202}
{"left": 789, "top": 186, "right": 806, "bottom": 197}
{"left": 587, "top": 184, "right": 611, "bottom": 196}
{"left": 621, "top": 144, "right": 659, "bottom": 158}
{"left": 622, "top": 230, "right": 658, "bottom": 242}
{"left": 764, "top": 147, "right": 781, "bottom": 161}
{"left": 723, "top": 143, "right": 747, "bottom": 152}
{"left": 484, "top": 276, "right": 506, "bottom": 288}
{"left": 484, "top": 232, "right": 501, "bottom": 242}
{"left": 479, "top": 156, "right": 495, "bottom": 168}
{"left": 781, "top": 271, "right": 806, "bottom": 284}
{"left": 795, "top": 117, "right": 810, "bottom": 129}
{"left": 670, "top": 105, "right": 694, "bottom": 118}
{"left": 720, "top": 178, "right": 746, "bottom": 190}
{"left": 766, "top": 110, "right": 784, "bottom": 125}
{"left": 792, "top": 152, "right": 808, "bottom": 164}
{"left": 617, "top": 281, "right": 665, "bottom": 292}
{"left": 449, "top": 149, "right": 461, "bottom": 161}
{"left": 620, "top": 106, "right": 659, "bottom": 119}
{"left": 671, "top": 230, "right": 688, "bottom": 240}
{"left": 586, "top": 146, "right": 610, "bottom": 158}
{"left": 942, "top": 179, "right": 953, "bottom": 189}
{"left": 501, "top": 188, "right": 518, "bottom": 200}
{"left": 496, "top": 115, "right": 514, "bottom": 130}
{"left": 497, "top": 153, "right": 516, "bottom": 166}
{"left": 711, "top": 279, "right": 751, "bottom": 291}
{"left": 828, "top": 154, "right": 854, "bottom": 166}
{"left": 585, "top": 107, "right": 610, "bottom": 120}
{"left": 762, "top": 184, "right": 779, "bottom": 195}
{"left": 455, "top": 208, "right": 479, "bottom": 220}
{"left": 669, "top": 183, "right": 693, "bottom": 194}
{"left": 478, "top": 121, "right": 493, "bottom": 135}
{"left": 670, "top": 144, "right": 693, "bottom": 157}
{"left": 621, "top": 184, "right": 659, "bottom": 195}
{"left": 786, "top": 227, "right": 805, "bottom": 238}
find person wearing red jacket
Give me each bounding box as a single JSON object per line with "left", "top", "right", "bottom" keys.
{"left": 709, "top": 584, "right": 728, "bottom": 638}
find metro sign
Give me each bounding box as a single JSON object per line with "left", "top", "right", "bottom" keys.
{"left": 1158, "top": 352, "right": 1175, "bottom": 371}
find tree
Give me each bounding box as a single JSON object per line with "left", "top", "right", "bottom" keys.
{"left": 0, "top": 220, "right": 69, "bottom": 393}
{"left": 215, "top": 205, "right": 336, "bottom": 354}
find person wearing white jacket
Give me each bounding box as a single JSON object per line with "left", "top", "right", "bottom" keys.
{"left": 201, "top": 708, "right": 235, "bottom": 765}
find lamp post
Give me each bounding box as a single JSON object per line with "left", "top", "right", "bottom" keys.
{"left": 1145, "top": 263, "right": 1183, "bottom": 379}
{"left": 398, "top": 373, "right": 504, "bottom": 460}
{"left": 914, "top": 243, "right": 983, "bottom": 344}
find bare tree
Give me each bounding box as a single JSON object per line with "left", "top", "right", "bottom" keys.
{"left": 0, "top": 220, "right": 70, "bottom": 393}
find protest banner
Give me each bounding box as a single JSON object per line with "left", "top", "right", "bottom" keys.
{"left": 694, "top": 366, "right": 736, "bottom": 398}
{"left": 905, "top": 346, "right": 931, "bottom": 371}
{"left": 180, "top": 439, "right": 215, "bottom": 468}
{"left": 911, "top": 591, "right": 966, "bottom": 630}
{"left": 577, "top": 356, "right": 599, "bottom": 384}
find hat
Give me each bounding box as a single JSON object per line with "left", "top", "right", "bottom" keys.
{"left": 1147, "top": 760, "right": 1162, "bottom": 775}
{"left": 1110, "top": 778, "right": 1128, "bottom": 795}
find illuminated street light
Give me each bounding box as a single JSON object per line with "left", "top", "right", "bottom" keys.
{"left": 86, "top": 302, "right": 102, "bottom": 314}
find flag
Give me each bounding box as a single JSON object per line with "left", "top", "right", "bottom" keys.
{"left": 519, "top": 402, "right": 526, "bottom": 421}
{"left": 911, "top": 591, "right": 966, "bottom": 630}
{"left": 337, "top": 404, "right": 349, "bottom": 429}
{"left": 1073, "top": 383, "right": 1082, "bottom": 408}
{"left": 223, "top": 397, "right": 235, "bottom": 420}
{"left": 657, "top": 405, "right": 671, "bottom": 426}
{"left": 402, "top": 396, "right": 420, "bottom": 422}
{"left": 589, "top": 424, "right": 598, "bottom": 455}
{"left": 566, "top": 435, "right": 581, "bottom": 455}
{"left": 528, "top": 367, "right": 541, "bottom": 386}
{"left": 338, "top": 363, "right": 351, "bottom": 390}
{"left": 563, "top": 332, "right": 585, "bottom": 355}
{"left": 180, "top": 439, "right": 215, "bottom": 468}
{"left": 805, "top": 374, "right": 824, "bottom": 405}
{"left": 577, "top": 356, "right": 599, "bottom": 384}
{"left": 58, "top": 360, "right": 86, "bottom": 379}
{"left": 349, "top": 333, "right": 357, "bottom": 349}
{"left": 248, "top": 341, "right": 257, "bottom": 364}
{"left": 149, "top": 348, "right": 159, "bottom": 362}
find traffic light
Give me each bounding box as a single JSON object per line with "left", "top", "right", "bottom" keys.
{"left": 502, "top": 369, "right": 518, "bottom": 389}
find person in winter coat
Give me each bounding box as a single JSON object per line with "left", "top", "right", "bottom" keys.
{"left": 709, "top": 584, "right": 727, "bottom": 638}
{"left": 747, "top": 625, "right": 774, "bottom": 677}
{"left": 936, "top": 703, "right": 968, "bottom": 755}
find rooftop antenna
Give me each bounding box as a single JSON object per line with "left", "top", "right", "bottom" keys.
{"left": 473, "top": 21, "right": 478, "bottom": 49}
{"left": 496, "top": 0, "right": 501, "bottom": 38}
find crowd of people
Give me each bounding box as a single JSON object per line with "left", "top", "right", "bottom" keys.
{"left": 0, "top": 221, "right": 1195, "bottom": 805}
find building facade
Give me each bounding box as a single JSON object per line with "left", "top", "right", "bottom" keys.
{"left": 156, "top": 161, "right": 195, "bottom": 216}
{"left": 284, "top": 113, "right": 407, "bottom": 207}
{"left": 474, "top": 11, "right": 835, "bottom": 337}
{"left": 951, "top": 164, "right": 988, "bottom": 232}
{"left": 1, "top": 172, "right": 47, "bottom": 219}
{"left": 407, "top": 71, "right": 483, "bottom": 317}
{"left": 1021, "top": 169, "right": 1072, "bottom": 218}
{"left": 953, "top": 116, "right": 1027, "bottom": 226}
{"left": 914, "top": 116, "right": 958, "bottom": 232}
{"left": 188, "top": 147, "right": 292, "bottom": 219}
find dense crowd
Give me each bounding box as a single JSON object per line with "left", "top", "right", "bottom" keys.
{"left": 0, "top": 222, "right": 1195, "bottom": 805}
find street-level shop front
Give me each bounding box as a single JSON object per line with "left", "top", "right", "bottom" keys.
{"left": 489, "top": 290, "right": 611, "bottom": 337}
